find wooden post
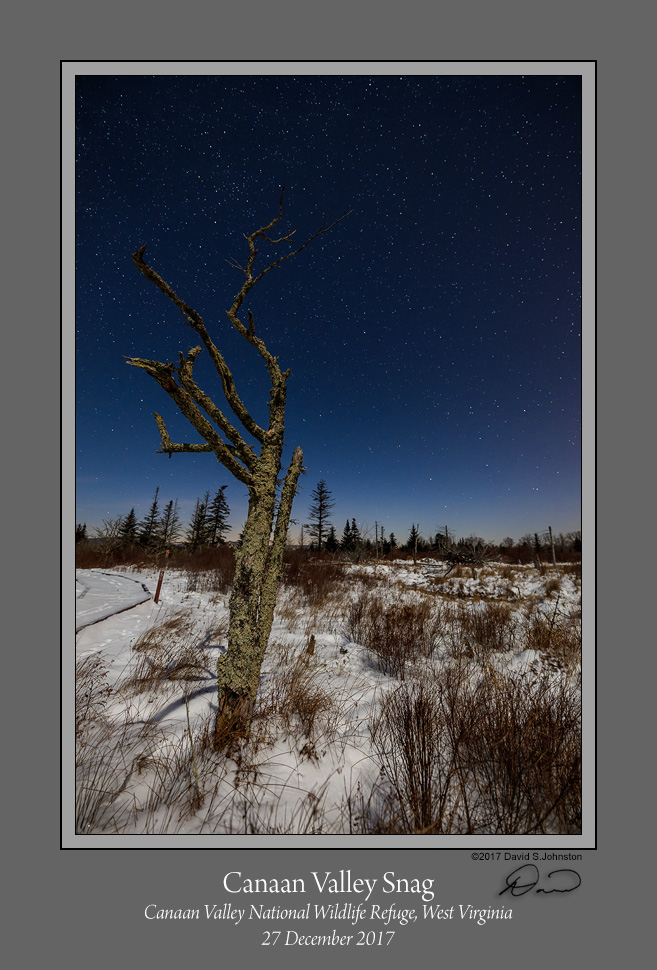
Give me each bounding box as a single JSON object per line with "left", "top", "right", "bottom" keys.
{"left": 154, "top": 548, "right": 170, "bottom": 604}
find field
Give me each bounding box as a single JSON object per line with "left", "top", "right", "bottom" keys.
{"left": 75, "top": 551, "right": 582, "bottom": 836}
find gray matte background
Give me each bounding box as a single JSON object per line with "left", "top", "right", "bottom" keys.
{"left": 5, "top": 0, "right": 644, "bottom": 964}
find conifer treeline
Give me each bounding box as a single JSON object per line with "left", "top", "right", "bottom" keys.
{"left": 301, "top": 481, "right": 581, "bottom": 559}
{"left": 76, "top": 486, "right": 231, "bottom": 552}
{"left": 76, "top": 478, "right": 581, "bottom": 561}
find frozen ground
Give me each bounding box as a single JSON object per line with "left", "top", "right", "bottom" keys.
{"left": 76, "top": 570, "right": 153, "bottom": 630}
{"left": 74, "top": 558, "right": 582, "bottom": 836}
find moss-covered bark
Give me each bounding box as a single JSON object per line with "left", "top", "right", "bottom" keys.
{"left": 125, "top": 192, "right": 348, "bottom": 750}
{"left": 215, "top": 446, "right": 303, "bottom": 745}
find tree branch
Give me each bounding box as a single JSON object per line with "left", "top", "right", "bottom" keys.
{"left": 153, "top": 412, "right": 214, "bottom": 456}
{"left": 226, "top": 193, "right": 352, "bottom": 341}
{"left": 131, "top": 246, "right": 267, "bottom": 444}
{"left": 125, "top": 356, "right": 254, "bottom": 486}
{"left": 129, "top": 193, "right": 350, "bottom": 479}
{"left": 176, "top": 348, "right": 258, "bottom": 470}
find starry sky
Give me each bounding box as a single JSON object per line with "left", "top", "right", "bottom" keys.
{"left": 75, "top": 72, "right": 582, "bottom": 546}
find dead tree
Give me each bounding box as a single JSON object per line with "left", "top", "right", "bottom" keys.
{"left": 126, "top": 189, "right": 349, "bottom": 747}
{"left": 442, "top": 542, "right": 494, "bottom": 580}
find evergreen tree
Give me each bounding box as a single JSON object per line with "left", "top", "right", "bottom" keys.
{"left": 388, "top": 532, "right": 397, "bottom": 550}
{"left": 350, "top": 518, "right": 362, "bottom": 547}
{"left": 341, "top": 519, "right": 353, "bottom": 551}
{"left": 138, "top": 486, "right": 160, "bottom": 548}
{"left": 158, "top": 498, "right": 181, "bottom": 550}
{"left": 406, "top": 523, "right": 421, "bottom": 559}
{"left": 324, "top": 525, "right": 339, "bottom": 552}
{"left": 75, "top": 523, "right": 87, "bottom": 544}
{"left": 307, "top": 480, "right": 335, "bottom": 551}
{"left": 206, "top": 486, "right": 231, "bottom": 546}
{"left": 119, "top": 508, "right": 139, "bottom": 547}
{"left": 187, "top": 493, "right": 210, "bottom": 552}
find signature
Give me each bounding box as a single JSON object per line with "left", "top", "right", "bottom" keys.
{"left": 499, "top": 865, "right": 581, "bottom": 896}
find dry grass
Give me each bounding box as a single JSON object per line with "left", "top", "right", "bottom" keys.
{"left": 118, "top": 609, "right": 220, "bottom": 702}
{"left": 182, "top": 547, "right": 235, "bottom": 594}
{"left": 282, "top": 554, "right": 348, "bottom": 606}
{"left": 344, "top": 594, "right": 441, "bottom": 678}
{"left": 524, "top": 601, "right": 581, "bottom": 672}
{"left": 448, "top": 601, "right": 517, "bottom": 660}
{"left": 368, "top": 662, "right": 581, "bottom": 835}
{"left": 76, "top": 556, "right": 582, "bottom": 835}
{"left": 252, "top": 641, "right": 337, "bottom": 748}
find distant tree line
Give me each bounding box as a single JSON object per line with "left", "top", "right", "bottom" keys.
{"left": 76, "top": 486, "right": 230, "bottom": 555}
{"left": 77, "top": 477, "right": 581, "bottom": 565}
{"left": 299, "top": 480, "right": 581, "bottom": 563}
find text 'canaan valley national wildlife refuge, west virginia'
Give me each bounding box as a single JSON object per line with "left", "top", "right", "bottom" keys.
{"left": 144, "top": 871, "right": 516, "bottom": 927}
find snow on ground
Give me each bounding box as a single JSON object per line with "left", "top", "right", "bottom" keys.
{"left": 76, "top": 569, "right": 153, "bottom": 631}
{"left": 75, "top": 559, "right": 582, "bottom": 835}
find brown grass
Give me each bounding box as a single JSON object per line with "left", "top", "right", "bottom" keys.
{"left": 76, "top": 556, "right": 581, "bottom": 835}
{"left": 119, "top": 610, "right": 218, "bottom": 702}
{"left": 449, "top": 601, "right": 517, "bottom": 660}
{"left": 252, "top": 642, "right": 335, "bottom": 747}
{"left": 282, "top": 553, "right": 348, "bottom": 608}
{"left": 368, "top": 661, "right": 581, "bottom": 835}
{"left": 344, "top": 594, "right": 440, "bottom": 678}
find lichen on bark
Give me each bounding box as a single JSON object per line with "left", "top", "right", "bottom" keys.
{"left": 125, "top": 190, "right": 348, "bottom": 748}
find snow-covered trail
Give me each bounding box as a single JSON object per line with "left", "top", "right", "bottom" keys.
{"left": 75, "top": 569, "right": 153, "bottom": 631}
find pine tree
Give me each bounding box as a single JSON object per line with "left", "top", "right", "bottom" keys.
{"left": 324, "top": 525, "right": 339, "bottom": 552}
{"left": 341, "top": 519, "right": 353, "bottom": 551}
{"left": 187, "top": 493, "right": 210, "bottom": 552}
{"left": 119, "top": 508, "right": 139, "bottom": 547}
{"left": 75, "top": 523, "right": 87, "bottom": 544}
{"left": 405, "top": 523, "right": 421, "bottom": 563}
{"left": 350, "top": 518, "right": 362, "bottom": 547}
{"left": 389, "top": 532, "right": 397, "bottom": 550}
{"left": 206, "top": 486, "right": 231, "bottom": 546}
{"left": 406, "top": 524, "right": 420, "bottom": 551}
{"left": 158, "top": 498, "right": 182, "bottom": 550}
{"left": 307, "top": 480, "right": 335, "bottom": 551}
{"left": 138, "top": 486, "right": 160, "bottom": 548}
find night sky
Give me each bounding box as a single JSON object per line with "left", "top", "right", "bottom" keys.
{"left": 75, "top": 72, "right": 582, "bottom": 546}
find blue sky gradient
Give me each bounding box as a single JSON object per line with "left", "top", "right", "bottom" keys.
{"left": 75, "top": 73, "right": 582, "bottom": 545}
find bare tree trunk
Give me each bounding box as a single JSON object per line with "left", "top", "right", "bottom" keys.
{"left": 215, "top": 446, "right": 303, "bottom": 745}
{"left": 549, "top": 525, "right": 557, "bottom": 566}
{"left": 125, "top": 190, "right": 349, "bottom": 750}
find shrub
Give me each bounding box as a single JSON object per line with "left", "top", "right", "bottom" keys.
{"left": 253, "top": 644, "right": 335, "bottom": 745}
{"left": 368, "top": 662, "right": 581, "bottom": 835}
{"left": 282, "top": 553, "right": 347, "bottom": 607}
{"left": 449, "top": 601, "right": 516, "bottom": 660}
{"left": 463, "top": 665, "right": 581, "bottom": 834}
{"left": 370, "top": 677, "right": 462, "bottom": 833}
{"left": 344, "top": 596, "right": 439, "bottom": 678}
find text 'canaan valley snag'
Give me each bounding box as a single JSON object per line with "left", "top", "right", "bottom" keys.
{"left": 220, "top": 870, "right": 436, "bottom": 902}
